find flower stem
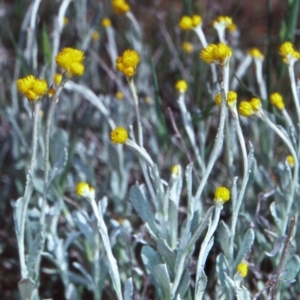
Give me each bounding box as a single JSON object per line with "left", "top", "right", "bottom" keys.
{"left": 229, "top": 105, "right": 250, "bottom": 258}
{"left": 259, "top": 111, "right": 298, "bottom": 234}
{"left": 18, "top": 101, "right": 41, "bottom": 279}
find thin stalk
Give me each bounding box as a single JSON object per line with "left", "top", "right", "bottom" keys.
{"left": 288, "top": 63, "right": 300, "bottom": 158}
{"left": 259, "top": 111, "right": 298, "bottom": 234}
{"left": 194, "top": 65, "right": 229, "bottom": 204}
{"left": 193, "top": 26, "right": 217, "bottom": 83}
{"left": 18, "top": 101, "right": 41, "bottom": 279}
{"left": 229, "top": 105, "right": 250, "bottom": 258}
{"left": 254, "top": 58, "right": 267, "bottom": 100}
{"left": 231, "top": 55, "right": 252, "bottom": 90}
{"left": 127, "top": 77, "right": 143, "bottom": 147}
{"left": 288, "top": 62, "right": 300, "bottom": 123}
{"left": 282, "top": 109, "right": 294, "bottom": 129}
{"left": 177, "top": 93, "right": 205, "bottom": 174}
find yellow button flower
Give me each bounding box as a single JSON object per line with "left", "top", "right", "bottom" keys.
{"left": 116, "top": 91, "right": 124, "bottom": 100}
{"left": 112, "top": 0, "right": 130, "bottom": 14}
{"left": 286, "top": 155, "right": 294, "bottom": 167}
{"left": 182, "top": 42, "right": 194, "bottom": 54}
{"left": 192, "top": 15, "right": 202, "bottom": 27}
{"left": 279, "top": 42, "right": 300, "bottom": 64}
{"left": 238, "top": 101, "right": 253, "bottom": 117}
{"left": 249, "top": 97, "right": 261, "bottom": 112}
{"left": 227, "top": 91, "right": 237, "bottom": 106}
{"left": 227, "top": 23, "right": 237, "bottom": 33}
{"left": 237, "top": 262, "right": 248, "bottom": 278}
{"left": 175, "top": 80, "right": 188, "bottom": 93}
{"left": 76, "top": 182, "right": 95, "bottom": 198}
{"left": 16, "top": 75, "right": 48, "bottom": 101}
{"left": 116, "top": 50, "right": 140, "bottom": 77}
{"left": 111, "top": 127, "right": 128, "bottom": 144}
{"left": 214, "top": 93, "right": 222, "bottom": 106}
{"left": 102, "top": 18, "right": 112, "bottom": 28}
{"left": 55, "top": 47, "right": 85, "bottom": 76}
{"left": 200, "top": 43, "right": 232, "bottom": 65}
{"left": 212, "top": 15, "right": 232, "bottom": 28}
{"left": 53, "top": 73, "right": 62, "bottom": 86}
{"left": 179, "top": 15, "right": 202, "bottom": 31}
{"left": 248, "top": 48, "right": 264, "bottom": 59}
{"left": 171, "top": 164, "right": 180, "bottom": 177}
{"left": 214, "top": 186, "right": 230, "bottom": 204}
{"left": 91, "top": 31, "right": 100, "bottom": 41}
{"left": 270, "top": 92, "right": 285, "bottom": 110}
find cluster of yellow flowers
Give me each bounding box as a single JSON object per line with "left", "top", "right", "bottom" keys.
{"left": 238, "top": 98, "right": 261, "bottom": 117}
{"left": 214, "top": 91, "right": 237, "bottom": 107}
{"left": 116, "top": 50, "right": 140, "bottom": 77}
{"left": 179, "top": 15, "right": 202, "bottom": 30}
{"left": 214, "top": 186, "right": 230, "bottom": 204}
{"left": 279, "top": 41, "right": 300, "bottom": 64}
{"left": 200, "top": 43, "right": 232, "bottom": 65}
{"left": 55, "top": 47, "right": 85, "bottom": 76}
{"left": 212, "top": 16, "right": 232, "bottom": 29}
{"left": 17, "top": 47, "right": 85, "bottom": 101}
{"left": 16, "top": 75, "right": 48, "bottom": 102}
{"left": 111, "top": 0, "right": 130, "bottom": 14}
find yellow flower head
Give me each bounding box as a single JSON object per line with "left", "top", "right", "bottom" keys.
{"left": 238, "top": 101, "right": 253, "bottom": 117}
{"left": 55, "top": 47, "right": 85, "bottom": 76}
{"left": 171, "top": 164, "right": 180, "bottom": 177}
{"left": 53, "top": 73, "right": 62, "bottom": 86}
{"left": 270, "top": 92, "right": 285, "bottom": 110}
{"left": 212, "top": 16, "right": 232, "bottom": 28}
{"left": 279, "top": 42, "right": 300, "bottom": 64}
{"left": 182, "top": 42, "right": 194, "bottom": 54}
{"left": 116, "top": 91, "right": 124, "bottom": 100}
{"left": 192, "top": 15, "right": 202, "bottom": 27}
{"left": 227, "top": 91, "right": 237, "bottom": 106}
{"left": 214, "top": 186, "right": 230, "bottom": 204}
{"left": 175, "top": 80, "right": 188, "bottom": 93}
{"left": 286, "top": 155, "right": 294, "bottom": 167}
{"left": 47, "top": 88, "right": 56, "bottom": 97}
{"left": 237, "top": 262, "right": 248, "bottom": 278}
{"left": 248, "top": 48, "right": 264, "bottom": 59}
{"left": 179, "top": 16, "right": 193, "bottom": 30}
{"left": 116, "top": 50, "right": 140, "bottom": 77}
{"left": 76, "top": 182, "right": 95, "bottom": 198}
{"left": 214, "top": 93, "right": 222, "bottom": 106}
{"left": 249, "top": 97, "right": 261, "bottom": 112}
{"left": 63, "top": 17, "right": 69, "bottom": 25}
{"left": 111, "top": 127, "right": 128, "bottom": 144}
{"left": 179, "top": 15, "right": 202, "bottom": 31}
{"left": 200, "top": 43, "right": 232, "bottom": 65}
{"left": 227, "top": 22, "right": 237, "bottom": 33}
{"left": 112, "top": 0, "right": 130, "bottom": 14}
{"left": 92, "top": 31, "right": 100, "bottom": 41}
{"left": 102, "top": 18, "right": 112, "bottom": 28}
{"left": 215, "top": 91, "right": 237, "bottom": 107}
{"left": 17, "top": 75, "right": 48, "bottom": 101}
